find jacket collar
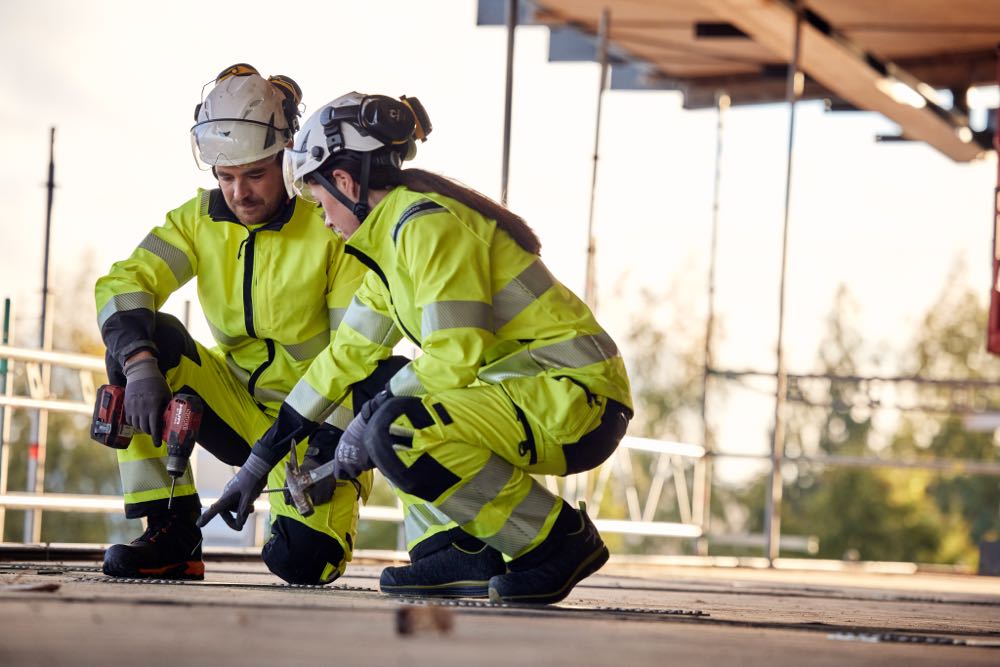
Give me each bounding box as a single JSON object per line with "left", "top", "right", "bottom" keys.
{"left": 345, "top": 186, "right": 403, "bottom": 263}
{"left": 207, "top": 189, "right": 297, "bottom": 229}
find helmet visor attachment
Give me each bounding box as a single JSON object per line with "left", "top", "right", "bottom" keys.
{"left": 282, "top": 143, "right": 320, "bottom": 202}
{"left": 191, "top": 117, "right": 289, "bottom": 169}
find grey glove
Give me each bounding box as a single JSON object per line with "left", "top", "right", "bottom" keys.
{"left": 123, "top": 356, "right": 171, "bottom": 446}
{"left": 196, "top": 452, "right": 271, "bottom": 531}
{"left": 334, "top": 390, "right": 391, "bottom": 480}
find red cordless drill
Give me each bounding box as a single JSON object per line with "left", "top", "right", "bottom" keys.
{"left": 92, "top": 385, "right": 204, "bottom": 508}
{"left": 162, "top": 393, "right": 203, "bottom": 509}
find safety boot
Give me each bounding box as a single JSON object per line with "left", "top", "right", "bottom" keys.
{"left": 488, "top": 501, "right": 607, "bottom": 605}
{"left": 103, "top": 510, "right": 204, "bottom": 580}
{"left": 380, "top": 540, "right": 506, "bottom": 598}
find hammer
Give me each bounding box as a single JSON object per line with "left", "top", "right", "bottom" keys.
{"left": 281, "top": 440, "right": 340, "bottom": 518}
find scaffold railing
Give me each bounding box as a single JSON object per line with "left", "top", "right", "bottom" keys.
{"left": 0, "top": 344, "right": 708, "bottom": 547}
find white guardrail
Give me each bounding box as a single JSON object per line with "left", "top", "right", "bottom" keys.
{"left": 0, "top": 345, "right": 708, "bottom": 544}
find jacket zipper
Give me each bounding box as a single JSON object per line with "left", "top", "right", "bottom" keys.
{"left": 248, "top": 338, "right": 276, "bottom": 403}
{"left": 241, "top": 228, "right": 258, "bottom": 338}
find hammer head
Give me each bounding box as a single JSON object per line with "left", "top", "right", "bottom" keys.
{"left": 284, "top": 441, "right": 315, "bottom": 517}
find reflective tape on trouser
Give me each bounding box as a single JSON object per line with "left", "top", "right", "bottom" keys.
{"left": 118, "top": 432, "right": 196, "bottom": 506}
{"left": 375, "top": 385, "right": 564, "bottom": 559}
{"left": 402, "top": 495, "right": 458, "bottom": 550}
{"left": 437, "top": 454, "right": 560, "bottom": 558}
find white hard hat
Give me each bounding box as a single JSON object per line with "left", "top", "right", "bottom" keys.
{"left": 283, "top": 91, "right": 430, "bottom": 203}
{"left": 191, "top": 64, "right": 302, "bottom": 169}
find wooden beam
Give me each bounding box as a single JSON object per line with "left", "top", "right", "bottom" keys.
{"left": 701, "top": 0, "right": 983, "bottom": 162}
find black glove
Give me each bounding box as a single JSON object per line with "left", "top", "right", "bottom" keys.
{"left": 196, "top": 452, "right": 271, "bottom": 531}
{"left": 284, "top": 440, "right": 338, "bottom": 508}
{"left": 334, "top": 390, "right": 391, "bottom": 480}
{"left": 123, "top": 356, "right": 171, "bottom": 446}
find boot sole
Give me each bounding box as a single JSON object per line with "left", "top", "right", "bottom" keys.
{"left": 381, "top": 580, "right": 490, "bottom": 598}
{"left": 103, "top": 559, "right": 205, "bottom": 581}
{"left": 488, "top": 545, "right": 609, "bottom": 605}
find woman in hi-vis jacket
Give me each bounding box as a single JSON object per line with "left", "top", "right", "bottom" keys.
{"left": 200, "top": 91, "right": 633, "bottom": 605}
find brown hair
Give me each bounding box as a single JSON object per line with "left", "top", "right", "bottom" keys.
{"left": 327, "top": 155, "right": 541, "bottom": 255}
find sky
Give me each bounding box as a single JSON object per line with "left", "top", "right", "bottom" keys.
{"left": 1, "top": 0, "right": 997, "bottom": 488}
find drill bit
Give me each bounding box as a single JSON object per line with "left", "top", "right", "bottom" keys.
{"left": 167, "top": 478, "right": 177, "bottom": 510}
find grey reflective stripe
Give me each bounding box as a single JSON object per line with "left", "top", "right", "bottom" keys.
{"left": 226, "top": 355, "right": 251, "bottom": 385}
{"left": 388, "top": 363, "right": 425, "bottom": 397}
{"left": 329, "top": 307, "right": 348, "bottom": 331}
{"left": 343, "top": 297, "right": 399, "bottom": 346}
{"left": 323, "top": 404, "right": 354, "bottom": 431}
{"left": 493, "top": 261, "right": 555, "bottom": 330}
{"left": 487, "top": 479, "right": 560, "bottom": 557}
{"left": 254, "top": 386, "right": 288, "bottom": 404}
{"left": 225, "top": 355, "right": 288, "bottom": 404}
{"left": 282, "top": 329, "right": 330, "bottom": 362}
{"left": 392, "top": 200, "right": 446, "bottom": 244}
{"left": 97, "top": 292, "right": 155, "bottom": 330}
{"left": 119, "top": 457, "right": 194, "bottom": 495}
{"left": 421, "top": 300, "right": 493, "bottom": 338}
{"left": 404, "top": 502, "right": 454, "bottom": 544}
{"left": 478, "top": 332, "right": 620, "bottom": 384}
{"left": 138, "top": 233, "right": 194, "bottom": 286}
{"left": 439, "top": 454, "right": 513, "bottom": 525}
{"left": 206, "top": 318, "right": 246, "bottom": 347}
{"left": 286, "top": 381, "right": 333, "bottom": 422}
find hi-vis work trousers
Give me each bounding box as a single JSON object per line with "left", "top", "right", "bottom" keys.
{"left": 365, "top": 375, "right": 631, "bottom": 561}
{"left": 105, "top": 313, "right": 388, "bottom": 584}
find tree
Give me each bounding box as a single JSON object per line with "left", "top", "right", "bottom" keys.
{"left": 735, "top": 284, "right": 954, "bottom": 562}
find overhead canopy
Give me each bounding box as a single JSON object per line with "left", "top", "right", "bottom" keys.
{"left": 479, "top": 0, "right": 999, "bottom": 162}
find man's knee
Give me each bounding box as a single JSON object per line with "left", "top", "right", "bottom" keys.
{"left": 151, "top": 312, "right": 200, "bottom": 370}
{"left": 261, "top": 515, "right": 347, "bottom": 585}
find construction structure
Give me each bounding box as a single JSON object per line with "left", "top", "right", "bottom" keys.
{"left": 2, "top": 2, "right": 1000, "bottom": 665}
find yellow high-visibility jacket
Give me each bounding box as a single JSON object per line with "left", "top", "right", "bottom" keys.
{"left": 95, "top": 189, "right": 367, "bottom": 413}
{"left": 285, "top": 185, "right": 632, "bottom": 436}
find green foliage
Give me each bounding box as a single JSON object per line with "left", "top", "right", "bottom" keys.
{"left": 731, "top": 270, "right": 1000, "bottom": 566}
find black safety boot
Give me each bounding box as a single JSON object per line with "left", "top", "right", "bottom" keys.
{"left": 380, "top": 541, "right": 506, "bottom": 598}
{"left": 488, "top": 501, "right": 608, "bottom": 605}
{"left": 103, "top": 510, "right": 204, "bottom": 580}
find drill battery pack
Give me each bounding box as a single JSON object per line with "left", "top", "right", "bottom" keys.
{"left": 91, "top": 384, "right": 134, "bottom": 449}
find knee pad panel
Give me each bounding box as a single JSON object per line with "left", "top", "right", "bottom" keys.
{"left": 366, "top": 396, "right": 460, "bottom": 501}
{"left": 262, "top": 515, "right": 346, "bottom": 585}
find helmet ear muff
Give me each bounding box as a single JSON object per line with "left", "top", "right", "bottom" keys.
{"left": 215, "top": 63, "right": 259, "bottom": 83}
{"left": 358, "top": 95, "right": 415, "bottom": 144}
{"left": 268, "top": 74, "right": 303, "bottom": 132}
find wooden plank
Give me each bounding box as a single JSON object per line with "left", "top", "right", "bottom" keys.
{"left": 700, "top": 0, "right": 983, "bottom": 162}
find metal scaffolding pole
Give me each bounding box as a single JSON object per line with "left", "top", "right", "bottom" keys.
{"left": 584, "top": 8, "right": 610, "bottom": 314}
{"left": 500, "top": 0, "right": 518, "bottom": 205}
{"left": 764, "top": 5, "right": 803, "bottom": 565}
{"left": 24, "top": 127, "right": 56, "bottom": 542}
{"left": 694, "top": 91, "right": 730, "bottom": 555}
{"left": 0, "top": 299, "right": 12, "bottom": 538}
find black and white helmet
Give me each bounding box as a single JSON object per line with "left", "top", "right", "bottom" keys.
{"left": 283, "top": 91, "right": 431, "bottom": 216}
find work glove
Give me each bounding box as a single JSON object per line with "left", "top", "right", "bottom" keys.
{"left": 334, "top": 389, "right": 391, "bottom": 480}
{"left": 123, "top": 356, "right": 171, "bottom": 446}
{"left": 196, "top": 452, "right": 271, "bottom": 531}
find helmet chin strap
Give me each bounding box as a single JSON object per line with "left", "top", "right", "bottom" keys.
{"left": 312, "top": 152, "right": 373, "bottom": 222}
